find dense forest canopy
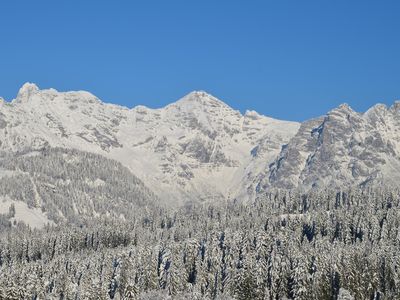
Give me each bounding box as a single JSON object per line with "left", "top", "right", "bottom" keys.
{"left": 1, "top": 183, "right": 399, "bottom": 299}
{"left": 0, "top": 148, "right": 158, "bottom": 225}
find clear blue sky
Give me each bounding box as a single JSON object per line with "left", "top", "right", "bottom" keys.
{"left": 1, "top": 1, "right": 400, "bottom": 121}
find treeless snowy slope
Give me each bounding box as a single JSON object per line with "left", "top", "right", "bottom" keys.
{"left": 0, "top": 197, "right": 54, "bottom": 229}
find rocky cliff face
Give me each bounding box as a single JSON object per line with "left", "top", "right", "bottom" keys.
{"left": 256, "top": 102, "right": 400, "bottom": 193}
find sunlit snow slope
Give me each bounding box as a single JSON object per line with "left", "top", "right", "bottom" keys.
{"left": 0, "top": 83, "right": 300, "bottom": 203}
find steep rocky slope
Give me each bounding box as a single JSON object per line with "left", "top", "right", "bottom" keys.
{"left": 256, "top": 102, "right": 400, "bottom": 193}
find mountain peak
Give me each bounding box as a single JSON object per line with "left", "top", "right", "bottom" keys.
{"left": 391, "top": 100, "right": 400, "bottom": 112}
{"left": 183, "top": 90, "right": 220, "bottom": 102}
{"left": 187, "top": 90, "right": 209, "bottom": 97}
{"left": 337, "top": 103, "right": 352, "bottom": 111}
{"left": 364, "top": 103, "right": 388, "bottom": 116}
{"left": 19, "top": 82, "right": 39, "bottom": 94}
{"left": 170, "top": 90, "right": 231, "bottom": 111}
{"left": 15, "top": 82, "right": 40, "bottom": 102}
{"left": 328, "top": 103, "right": 358, "bottom": 116}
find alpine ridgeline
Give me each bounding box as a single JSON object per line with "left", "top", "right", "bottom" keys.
{"left": 1, "top": 83, "right": 400, "bottom": 204}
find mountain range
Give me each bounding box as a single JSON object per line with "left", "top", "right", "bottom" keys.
{"left": 1, "top": 83, "right": 400, "bottom": 208}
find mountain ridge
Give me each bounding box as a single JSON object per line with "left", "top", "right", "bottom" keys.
{"left": 258, "top": 99, "right": 400, "bottom": 194}
{"left": 1, "top": 82, "right": 400, "bottom": 204}
{"left": 0, "top": 83, "right": 300, "bottom": 203}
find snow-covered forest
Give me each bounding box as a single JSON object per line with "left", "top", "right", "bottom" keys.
{"left": 1, "top": 183, "right": 399, "bottom": 299}
{"left": 1, "top": 0, "right": 400, "bottom": 297}
{"left": 0, "top": 148, "right": 157, "bottom": 225}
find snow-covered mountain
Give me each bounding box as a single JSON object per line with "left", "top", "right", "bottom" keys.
{"left": 0, "top": 83, "right": 299, "bottom": 203}
{"left": 2, "top": 83, "right": 400, "bottom": 204}
{"left": 256, "top": 102, "right": 400, "bottom": 193}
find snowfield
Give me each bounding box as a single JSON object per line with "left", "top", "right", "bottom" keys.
{"left": 0, "top": 197, "right": 53, "bottom": 229}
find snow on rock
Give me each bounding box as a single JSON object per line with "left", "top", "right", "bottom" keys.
{"left": 14, "top": 82, "right": 40, "bottom": 102}
{"left": 0, "top": 84, "right": 300, "bottom": 203}
{"left": 3, "top": 83, "right": 399, "bottom": 203}
{"left": 256, "top": 101, "right": 400, "bottom": 194}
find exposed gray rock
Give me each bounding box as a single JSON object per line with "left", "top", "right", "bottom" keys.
{"left": 256, "top": 102, "right": 400, "bottom": 194}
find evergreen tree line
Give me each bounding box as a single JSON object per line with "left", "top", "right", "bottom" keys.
{"left": 0, "top": 147, "right": 158, "bottom": 226}
{"left": 1, "top": 188, "right": 400, "bottom": 299}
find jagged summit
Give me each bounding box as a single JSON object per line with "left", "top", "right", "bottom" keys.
{"left": 10, "top": 82, "right": 104, "bottom": 107}
{"left": 182, "top": 90, "right": 218, "bottom": 100}
{"left": 19, "top": 82, "right": 39, "bottom": 93}
{"left": 364, "top": 103, "right": 388, "bottom": 117}
{"left": 169, "top": 90, "right": 233, "bottom": 111}
{"left": 257, "top": 99, "right": 400, "bottom": 194}
{"left": 15, "top": 82, "right": 40, "bottom": 102}
{"left": 391, "top": 100, "right": 400, "bottom": 112}
{"left": 330, "top": 103, "right": 357, "bottom": 114}
{"left": 337, "top": 103, "right": 351, "bottom": 109}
